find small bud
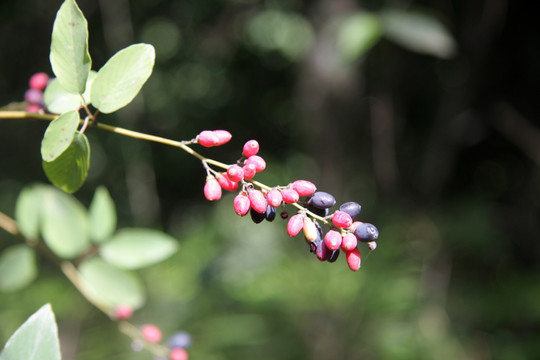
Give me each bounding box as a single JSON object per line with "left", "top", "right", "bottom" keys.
{"left": 368, "top": 241, "right": 377, "bottom": 251}
{"left": 114, "top": 304, "right": 133, "bottom": 320}
{"left": 141, "top": 324, "right": 162, "bottom": 343}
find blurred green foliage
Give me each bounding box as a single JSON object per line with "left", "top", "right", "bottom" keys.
{"left": 1, "top": 0, "right": 540, "bottom": 359}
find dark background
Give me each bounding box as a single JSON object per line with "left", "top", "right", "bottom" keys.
{"left": 1, "top": 0, "right": 539, "bottom": 359}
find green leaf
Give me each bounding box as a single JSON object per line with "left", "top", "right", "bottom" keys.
{"left": 0, "top": 245, "right": 37, "bottom": 292}
{"left": 44, "top": 71, "right": 97, "bottom": 114}
{"left": 100, "top": 228, "right": 178, "bottom": 269}
{"left": 78, "top": 257, "right": 145, "bottom": 309}
{"left": 49, "top": 0, "right": 92, "bottom": 94}
{"left": 0, "top": 304, "right": 61, "bottom": 360}
{"left": 91, "top": 43, "right": 155, "bottom": 113}
{"left": 41, "top": 110, "right": 80, "bottom": 162}
{"left": 14, "top": 184, "right": 49, "bottom": 240}
{"left": 42, "top": 131, "right": 90, "bottom": 194}
{"left": 337, "top": 12, "right": 382, "bottom": 62}
{"left": 41, "top": 186, "right": 90, "bottom": 259}
{"left": 380, "top": 9, "right": 457, "bottom": 58}
{"left": 89, "top": 186, "right": 117, "bottom": 243}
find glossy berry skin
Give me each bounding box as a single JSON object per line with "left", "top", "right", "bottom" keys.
{"left": 170, "top": 347, "right": 189, "bottom": 360}
{"left": 328, "top": 249, "right": 340, "bottom": 263}
{"left": 306, "top": 203, "right": 328, "bottom": 217}
{"left": 114, "top": 305, "right": 133, "bottom": 320}
{"left": 353, "top": 223, "right": 379, "bottom": 242}
{"left": 29, "top": 72, "right": 49, "bottom": 90}
{"left": 281, "top": 188, "right": 299, "bottom": 204}
{"left": 308, "top": 191, "right": 336, "bottom": 209}
{"left": 265, "top": 205, "right": 276, "bottom": 222}
{"left": 245, "top": 155, "right": 266, "bottom": 172}
{"left": 324, "top": 230, "right": 342, "bottom": 251}
{"left": 332, "top": 211, "right": 353, "bottom": 228}
{"left": 213, "top": 130, "right": 232, "bottom": 145}
{"left": 287, "top": 214, "right": 304, "bottom": 237}
{"left": 141, "top": 324, "right": 162, "bottom": 343}
{"left": 233, "top": 193, "right": 250, "bottom": 216}
{"left": 302, "top": 217, "right": 318, "bottom": 242}
{"left": 204, "top": 177, "right": 222, "bottom": 201}
{"left": 227, "top": 165, "right": 244, "bottom": 182}
{"left": 341, "top": 233, "right": 358, "bottom": 252}
{"left": 243, "top": 163, "right": 257, "bottom": 180}
{"left": 339, "top": 202, "right": 362, "bottom": 218}
{"left": 291, "top": 180, "right": 317, "bottom": 197}
{"left": 168, "top": 331, "right": 192, "bottom": 349}
{"left": 242, "top": 140, "right": 259, "bottom": 157}
{"left": 346, "top": 248, "right": 361, "bottom": 271}
{"left": 250, "top": 207, "right": 266, "bottom": 223}
{"left": 197, "top": 130, "right": 219, "bottom": 147}
{"left": 248, "top": 190, "right": 267, "bottom": 213}
{"left": 216, "top": 173, "right": 238, "bottom": 192}
{"left": 266, "top": 189, "right": 283, "bottom": 207}
{"left": 315, "top": 240, "right": 331, "bottom": 261}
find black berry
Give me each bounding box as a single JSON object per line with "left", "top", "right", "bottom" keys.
{"left": 308, "top": 191, "right": 336, "bottom": 209}
{"left": 265, "top": 205, "right": 276, "bottom": 222}
{"left": 250, "top": 207, "right": 266, "bottom": 223}
{"left": 338, "top": 201, "right": 362, "bottom": 218}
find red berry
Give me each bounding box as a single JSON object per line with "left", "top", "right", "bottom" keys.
{"left": 213, "top": 130, "right": 232, "bottom": 145}
{"left": 233, "top": 193, "right": 250, "bottom": 216}
{"left": 332, "top": 211, "right": 353, "bottom": 228}
{"left": 29, "top": 72, "right": 49, "bottom": 91}
{"left": 281, "top": 188, "right": 299, "bottom": 204}
{"left": 197, "top": 130, "right": 219, "bottom": 147}
{"left": 266, "top": 189, "right": 283, "bottom": 207}
{"left": 346, "top": 248, "right": 361, "bottom": 271}
{"left": 341, "top": 233, "right": 358, "bottom": 252}
{"left": 227, "top": 165, "right": 244, "bottom": 182}
{"left": 204, "top": 177, "right": 222, "bottom": 201}
{"left": 248, "top": 190, "right": 267, "bottom": 213}
{"left": 216, "top": 173, "right": 238, "bottom": 192}
{"left": 291, "top": 180, "right": 317, "bottom": 197}
{"left": 242, "top": 140, "right": 259, "bottom": 157}
{"left": 303, "top": 217, "right": 318, "bottom": 242}
{"left": 324, "top": 230, "right": 342, "bottom": 251}
{"left": 170, "top": 348, "right": 189, "bottom": 360}
{"left": 287, "top": 214, "right": 304, "bottom": 237}
{"left": 245, "top": 155, "right": 266, "bottom": 172}
{"left": 114, "top": 304, "right": 133, "bottom": 320}
{"left": 243, "top": 163, "right": 257, "bottom": 180}
{"left": 25, "top": 104, "right": 42, "bottom": 113}
{"left": 141, "top": 324, "right": 162, "bottom": 343}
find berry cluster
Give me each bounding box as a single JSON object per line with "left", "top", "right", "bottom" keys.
{"left": 24, "top": 72, "right": 49, "bottom": 113}
{"left": 197, "top": 130, "right": 379, "bottom": 272}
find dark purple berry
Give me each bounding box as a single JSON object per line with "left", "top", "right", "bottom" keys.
{"left": 250, "top": 207, "right": 266, "bottom": 223}
{"left": 265, "top": 205, "right": 276, "bottom": 222}
{"left": 168, "top": 331, "right": 192, "bottom": 349}
{"left": 328, "top": 249, "right": 340, "bottom": 263}
{"left": 280, "top": 211, "right": 289, "bottom": 219}
{"left": 24, "top": 88, "right": 44, "bottom": 105}
{"left": 308, "top": 191, "right": 336, "bottom": 209}
{"left": 315, "top": 240, "right": 331, "bottom": 261}
{"left": 338, "top": 201, "right": 362, "bottom": 218}
{"left": 353, "top": 223, "right": 379, "bottom": 242}
{"left": 306, "top": 203, "right": 329, "bottom": 217}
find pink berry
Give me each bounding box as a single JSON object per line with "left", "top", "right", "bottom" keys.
{"left": 350, "top": 221, "right": 363, "bottom": 232}
{"left": 25, "top": 104, "right": 42, "bottom": 113}
{"left": 227, "top": 165, "right": 244, "bottom": 182}
{"left": 141, "top": 324, "right": 162, "bottom": 343}
{"left": 287, "top": 214, "right": 304, "bottom": 237}
{"left": 324, "top": 230, "right": 342, "bottom": 251}
{"left": 248, "top": 190, "right": 267, "bottom": 213}
{"left": 341, "top": 233, "right": 358, "bottom": 252}
{"left": 233, "top": 193, "right": 250, "bottom": 216}
{"left": 204, "top": 177, "right": 222, "bottom": 201}
{"left": 242, "top": 140, "right": 259, "bottom": 157}
{"left": 368, "top": 241, "right": 377, "bottom": 251}
{"left": 243, "top": 163, "right": 257, "bottom": 180}
{"left": 332, "top": 211, "right": 353, "bottom": 228}
{"left": 266, "top": 189, "right": 283, "bottom": 208}
{"left": 197, "top": 130, "right": 219, "bottom": 147}
{"left": 346, "top": 248, "right": 361, "bottom": 271}
{"left": 29, "top": 72, "right": 49, "bottom": 91}
{"left": 281, "top": 188, "right": 299, "bottom": 204}
{"left": 24, "top": 88, "right": 43, "bottom": 105}
{"left": 216, "top": 173, "right": 238, "bottom": 192}
{"left": 170, "top": 348, "right": 189, "bottom": 360}
{"left": 303, "top": 217, "right": 318, "bottom": 242}
{"left": 114, "top": 304, "right": 133, "bottom": 319}
{"left": 291, "top": 180, "right": 317, "bottom": 197}
{"left": 213, "top": 130, "right": 232, "bottom": 145}
{"left": 245, "top": 155, "right": 266, "bottom": 172}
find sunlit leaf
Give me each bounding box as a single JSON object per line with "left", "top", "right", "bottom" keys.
{"left": 0, "top": 304, "right": 61, "bottom": 360}
{"left": 49, "top": 0, "right": 92, "bottom": 94}
{"left": 100, "top": 228, "right": 178, "bottom": 269}
{"left": 41, "top": 110, "right": 80, "bottom": 162}
{"left": 44, "top": 71, "right": 97, "bottom": 114}
{"left": 380, "top": 9, "right": 457, "bottom": 58}
{"left": 42, "top": 131, "right": 90, "bottom": 194}
{"left": 337, "top": 12, "right": 382, "bottom": 62}
{"left": 89, "top": 186, "right": 116, "bottom": 243}
{"left": 41, "top": 186, "right": 90, "bottom": 259}
{"left": 91, "top": 43, "right": 155, "bottom": 113}
{"left": 78, "top": 257, "right": 145, "bottom": 309}
{"left": 0, "top": 245, "right": 37, "bottom": 292}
